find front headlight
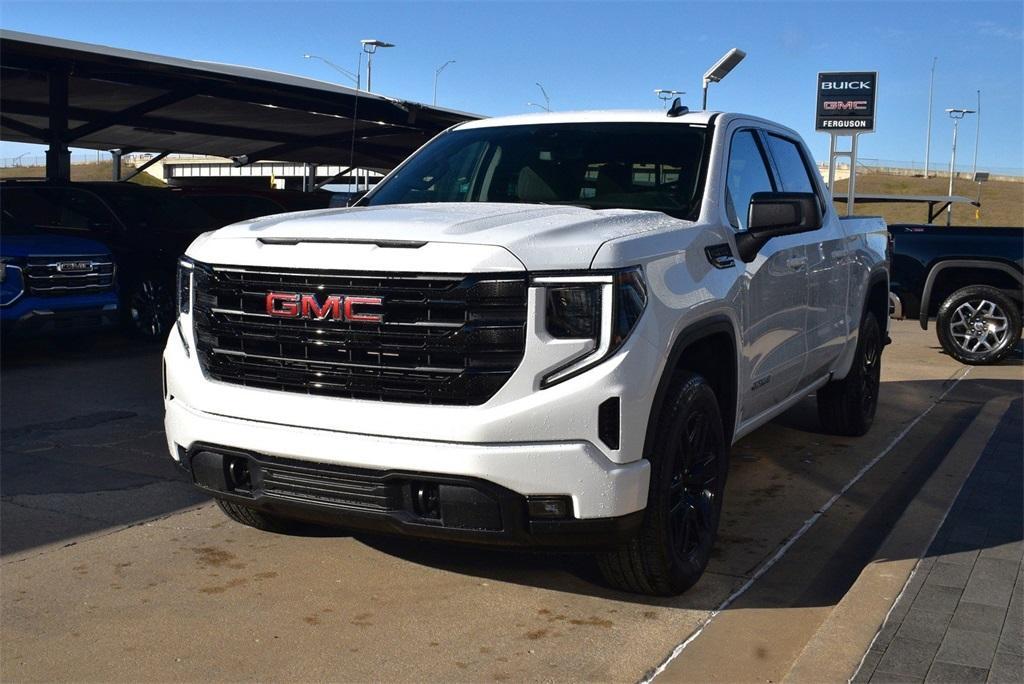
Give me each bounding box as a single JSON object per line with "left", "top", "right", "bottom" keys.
{"left": 176, "top": 256, "right": 194, "bottom": 315}
{"left": 535, "top": 266, "right": 647, "bottom": 387}
{"left": 176, "top": 256, "right": 194, "bottom": 356}
{"left": 0, "top": 257, "right": 16, "bottom": 285}
{"left": 0, "top": 257, "right": 24, "bottom": 305}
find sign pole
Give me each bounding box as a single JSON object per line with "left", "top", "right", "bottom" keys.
{"left": 848, "top": 133, "right": 859, "bottom": 216}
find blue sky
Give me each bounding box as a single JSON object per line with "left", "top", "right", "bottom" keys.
{"left": 1, "top": 0, "right": 1022, "bottom": 172}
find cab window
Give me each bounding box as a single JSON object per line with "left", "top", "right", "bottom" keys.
{"left": 765, "top": 134, "right": 818, "bottom": 195}
{"left": 725, "top": 130, "right": 775, "bottom": 230}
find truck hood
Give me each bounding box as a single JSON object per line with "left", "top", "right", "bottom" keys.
{"left": 0, "top": 234, "right": 112, "bottom": 258}
{"left": 201, "top": 202, "right": 685, "bottom": 271}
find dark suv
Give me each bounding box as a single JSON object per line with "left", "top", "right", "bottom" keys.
{"left": 0, "top": 181, "right": 216, "bottom": 340}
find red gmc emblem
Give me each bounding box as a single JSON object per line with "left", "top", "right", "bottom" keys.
{"left": 265, "top": 292, "right": 383, "bottom": 323}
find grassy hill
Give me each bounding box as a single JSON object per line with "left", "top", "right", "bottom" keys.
{"left": 0, "top": 160, "right": 166, "bottom": 187}
{"left": 831, "top": 172, "right": 1023, "bottom": 227}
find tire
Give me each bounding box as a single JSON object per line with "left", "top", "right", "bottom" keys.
{"left": 936, "top": 285, "right": 1022, "bottom": 366}
{"left": 215, "top": 499, "right": 296, "bottom": 533}
{"left": 817, "top": 311, "right": 882, "bottom": 437}
{"left": 598, "top": 372, "right": 728, "bottom": 596}
{"left": 123, "top": 277, "right": 175, "bottom": 341}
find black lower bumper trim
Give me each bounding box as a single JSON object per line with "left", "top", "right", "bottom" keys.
{"left": 182, "top": 443, "right": 644, "bottom": 550}
{"left": 5, "top": 307, "right": 117, "bottom": 338}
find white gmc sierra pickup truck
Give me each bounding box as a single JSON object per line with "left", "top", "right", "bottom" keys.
{"left": 165, "top": 109, "right": 889, "bottom": 595}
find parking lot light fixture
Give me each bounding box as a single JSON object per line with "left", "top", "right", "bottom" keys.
{"left": 360, "top": 39, "right": 395, "bottom": 92}
{"left": 702, "top": 48, "right": 746, "bottom": 110}
{"left": 944, "top": 108, "right": 976, "bottom": 226}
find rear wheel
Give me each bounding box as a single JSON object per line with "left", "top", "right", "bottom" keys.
{"left": 936, "top": 285, "right": 1021, "bottom": 366}
{"left": 817, "top": 311, "right": 882, "bottom": 437}
{"left": 598, "top": 372, "right": 727, "bottom": 595}
{"left": 215, "top": 499, "right": 297, "bottom": 533}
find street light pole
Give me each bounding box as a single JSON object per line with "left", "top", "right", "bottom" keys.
{"left": 360, "top": 39, "right": 395, "bottom": 93}
{"left": 972, "top": 90, "right": 981, "bottom": 179}
{"left": 303, "top": 53, "right": 360, "bottom": 89}
{"left": 433, "top": 60, "right": 455, "bottom": 106}
{"left": 924, "top": 57, "right": 936, "bottom": 178}
{"left": 701, "top": 48, "right": 746, "bottom": 110}
{"left": 945, "top": 108, "right": 976, "bottom": 226}
{"left": 654, "top": 89, "right": 685, "bottom": 110}
{"left": 535, "top": 83, "right": 551, "bottom": 112}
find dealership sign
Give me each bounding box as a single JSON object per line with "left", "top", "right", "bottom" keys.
{"left": 815, "top": 72, "right": 877, "bottom": 132}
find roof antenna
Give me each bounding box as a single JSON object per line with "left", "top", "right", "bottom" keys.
{"left": 667, "top": 97, "right": 689, "bottom": 118}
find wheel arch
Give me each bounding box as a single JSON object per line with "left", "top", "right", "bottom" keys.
{"left": 919, "top": 260, "right": 1023, "bottom": 330}
{"left": 642, "top": 316, "right": 739, "bottom": 460}
{"left": 866, "top": 270, "right": 890, "bottom": 339}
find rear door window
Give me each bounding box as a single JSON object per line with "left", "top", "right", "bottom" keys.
{"left": 765, "top": 134, "right": 818, "bottom": 195}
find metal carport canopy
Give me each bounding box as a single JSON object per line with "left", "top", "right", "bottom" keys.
{"left": 0, "top": 30, "right": 481, "bottom": 177}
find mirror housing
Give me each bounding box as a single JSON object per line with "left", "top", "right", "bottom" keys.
{"left": 735, "top": 191, "right": 822, "bottom": 262}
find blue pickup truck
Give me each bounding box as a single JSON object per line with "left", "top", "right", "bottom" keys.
{"left": 1, "top": 229, "right": 119, "bottom": 338}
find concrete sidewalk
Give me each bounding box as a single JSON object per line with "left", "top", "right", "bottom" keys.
{"left": 855, "top": 399, "right": 1023, "bottom": 684}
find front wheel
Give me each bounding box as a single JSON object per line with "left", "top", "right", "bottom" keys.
{"left": 215, "top": 499, "right": 298, "bottom": 534}
{"left": 936, "top": 285, "right": 1021, "bottom": 366}
{"left": 123, "top": 278, "right": 175, "bottom": 341}
{"left": 598, "top": 372, "right": 728, "bottom": 596}
{"left": 817, "top": 312, "right": 882, "bottom": 437}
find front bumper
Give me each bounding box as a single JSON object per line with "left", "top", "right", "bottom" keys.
{"left": 175, "top": 441, "right": 645, "bottom": 549}
{"left": 1, "top": 295, "right": 118, "bottom": 338}
{"left": 165, "top": 397, "right": 651, "bottom": 534}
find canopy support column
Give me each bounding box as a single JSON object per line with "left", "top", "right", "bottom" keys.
{"left": 45, "top": 68, "right": 71, "bottom": 182}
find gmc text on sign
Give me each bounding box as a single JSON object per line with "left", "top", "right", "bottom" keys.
{"left": 815, "top": 71, "right": 878, "bottom": 132}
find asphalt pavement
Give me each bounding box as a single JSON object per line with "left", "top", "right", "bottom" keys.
{"left": 1, "top": 322, "right": 1020, "bottom": 682}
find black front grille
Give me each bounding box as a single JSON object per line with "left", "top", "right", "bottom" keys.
{"left": 23, "top": 255, "right": 115, "bottom": 297}
{"left": 192, "top": 264, "right": 528, "bottom": 405}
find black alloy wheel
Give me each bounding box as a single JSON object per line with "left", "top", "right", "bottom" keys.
{"left": 668, "top": 408, "right": 721, "bottom": 566}
{"left": 126, "top": 278, "right": 175, "bottom": 340}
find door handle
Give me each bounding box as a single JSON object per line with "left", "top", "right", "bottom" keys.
{"left": 786, "top": 256, "right": 807, "bottom": 271}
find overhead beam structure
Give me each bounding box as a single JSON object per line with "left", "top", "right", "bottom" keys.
{"left": 0, "top": 30, "right": 480, "bottom": 182}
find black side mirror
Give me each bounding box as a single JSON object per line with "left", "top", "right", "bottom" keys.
{"left": 735, "top": 191, "right": 822, "bottom": 262}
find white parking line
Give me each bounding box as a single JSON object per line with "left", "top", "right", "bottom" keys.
{"left": 643, "top": 367, "right": 972, "bottom": 683}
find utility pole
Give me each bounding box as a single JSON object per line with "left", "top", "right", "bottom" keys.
{"left": 924, "top": 57, "right": 937, "bottom": 178}
{"left": 971, "top": 89, "right": 981, "bottom": 179}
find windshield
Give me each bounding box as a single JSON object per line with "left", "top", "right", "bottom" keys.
{"left": 365, "top": 122, "right": 709, "bottom": 219}
{"left": 98, "top": 187, "right": 216, "bottom": 233}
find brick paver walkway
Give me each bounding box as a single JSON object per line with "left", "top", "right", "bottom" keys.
{"left": 856, "top": 398, "right": 1023, "bottom": 684}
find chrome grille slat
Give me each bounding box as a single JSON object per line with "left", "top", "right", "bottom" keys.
{"left": 23, "top": 256, "right": 116, "bottom": 297}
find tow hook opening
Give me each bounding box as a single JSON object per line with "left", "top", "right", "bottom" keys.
{"left": 225, "top": 455, "right": 252, "bottom": 493}
{"left": 412, "top": 482, "right": 441, "bottom": 519}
